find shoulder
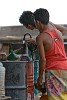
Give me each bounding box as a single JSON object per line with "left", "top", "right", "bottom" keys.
{"left": 36, "top": 32, "right": 52, "bottom": 42}
{"left": 36, "top": 32, "right": 45, "bottom": 42}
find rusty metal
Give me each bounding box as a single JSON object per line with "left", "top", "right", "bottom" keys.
{"left": 2, "top": 61, "right": 34, "bottom": 100}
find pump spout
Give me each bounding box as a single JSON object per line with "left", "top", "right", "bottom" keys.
{"left": 23, "top": 32, "right": 32, "bottom": 41}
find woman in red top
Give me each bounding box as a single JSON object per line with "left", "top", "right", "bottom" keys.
{"left": 34, "top": 8, "right": 67, "bottom": 100}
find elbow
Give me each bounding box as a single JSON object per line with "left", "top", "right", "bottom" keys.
{"left": 40, "top": 58, "right": 46, "bottom": 63}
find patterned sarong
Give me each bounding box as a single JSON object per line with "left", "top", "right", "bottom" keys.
{"left": 45, "top": 70, "right": 67, "bottom": 100}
